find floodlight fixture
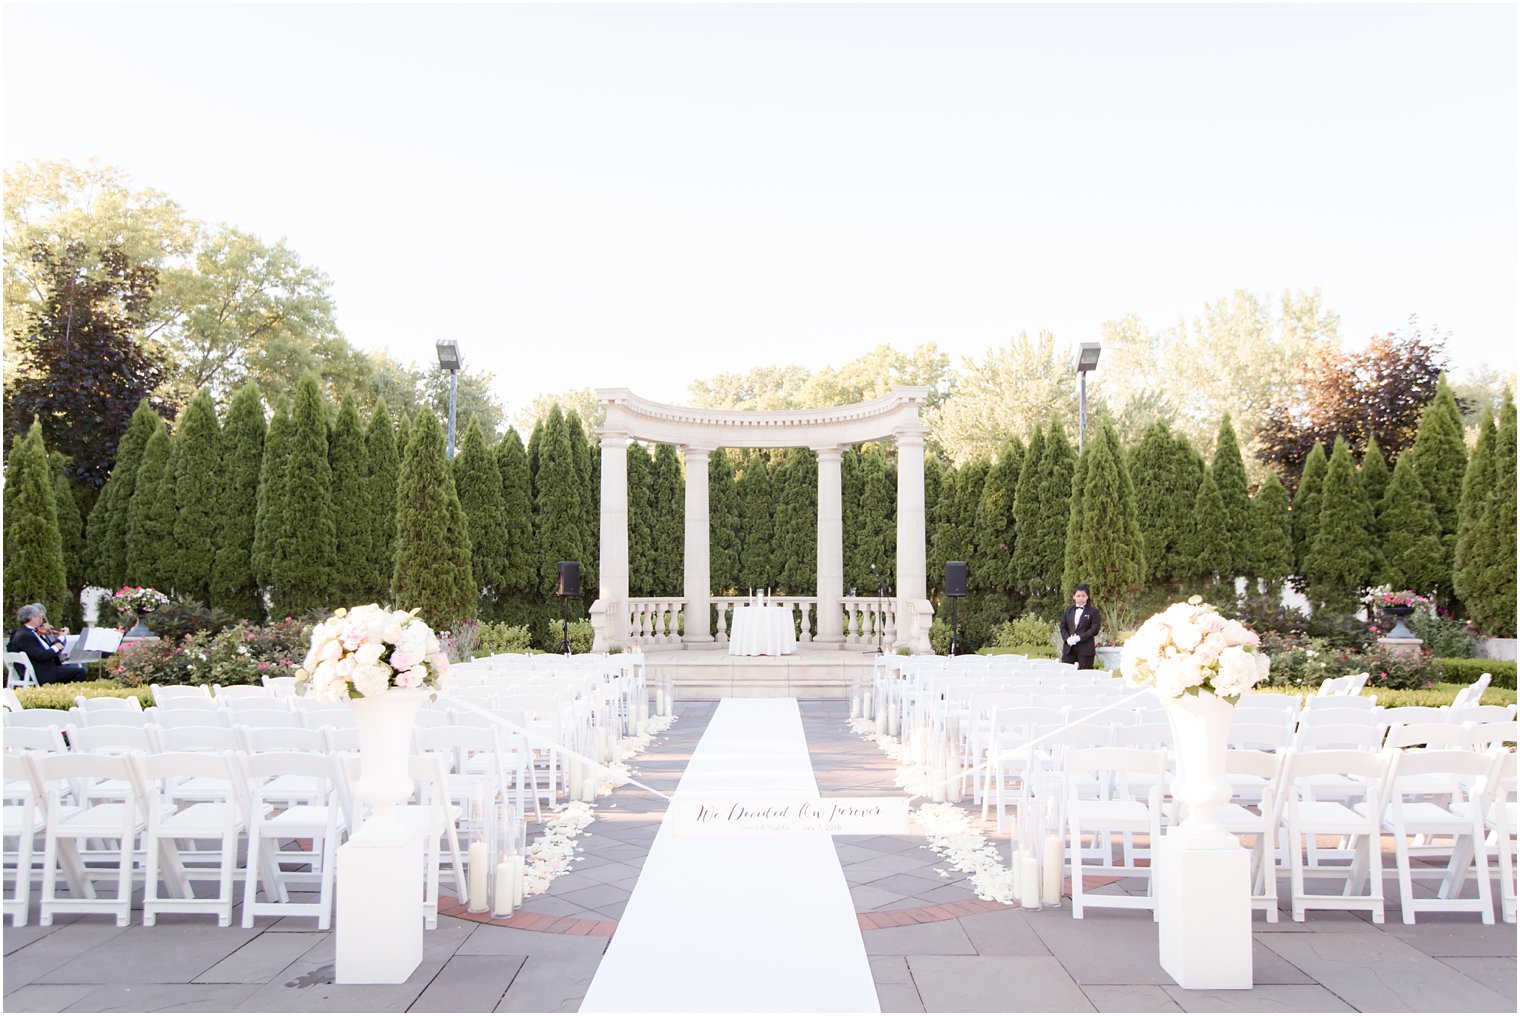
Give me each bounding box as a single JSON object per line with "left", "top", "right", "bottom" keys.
{"left": 1077, "top": 342, "right": 1102, "bottom": 373}
{"left": 435, "top": 339, "right": 463, "bottom": 372}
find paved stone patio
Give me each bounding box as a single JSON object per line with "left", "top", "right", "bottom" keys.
{"left": 3, "top": 700, "right": 1515, "bottom": 1012}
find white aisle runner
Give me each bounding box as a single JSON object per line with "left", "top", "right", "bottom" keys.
{"left": 579, "top": 698, "right": 879, "bottom": 1013}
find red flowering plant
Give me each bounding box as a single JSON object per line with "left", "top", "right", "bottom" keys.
{"left": 1374, "top": 590, "right": 1427, "bottom": 610}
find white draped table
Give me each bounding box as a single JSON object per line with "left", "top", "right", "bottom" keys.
{"left": 727, "top": 605, "right": 797, "bottom": 657}
{"left": 579, "top": 698, "right": 878, "bottom": 1013}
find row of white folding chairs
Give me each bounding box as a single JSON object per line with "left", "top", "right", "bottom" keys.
{"left": 2, "top": 748, "right": 477, "bottom": 931}
{"left": 7, "top": 701, "right": 360, "bottom": 733}
{"left": 1060, "top": 743, "right": 1516, "bottom": 925}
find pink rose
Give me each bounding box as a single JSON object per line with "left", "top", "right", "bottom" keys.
{"left": 390, "top": 649, "right": 417, "bottom": 672}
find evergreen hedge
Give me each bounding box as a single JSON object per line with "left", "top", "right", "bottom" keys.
{"left": 328, "top": 395, "right": 371, "bottom": 605}
{"left": 211, "top": 385, "right": 266, "bottom": 619}
{"left": 1211, "top": 413, "right": 1251, "bottom": 576}
{"left": 271, "top": 375, "right": 337, "bottom": 617}
{"left": 170, "top": 390, "right": 222, "bottom": 605}
{"left": 393, "top": 410, "right": 477, "bottom": 628}
{"left": 1303, "top": 438, "right": 1378, "bottom": 613}
{"left": 3, "top": 421, "right": 70, "bottom": 624}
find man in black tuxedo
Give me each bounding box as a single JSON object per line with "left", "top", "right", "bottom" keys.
{"left": 6, "top": 603, "right": 87, "bottom": 685}
{"left": 1058, "top": 585, "right": 1101, "bottom": 670}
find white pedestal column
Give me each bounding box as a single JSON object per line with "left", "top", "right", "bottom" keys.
{"left": 815, "top": 446, "right": 845, "bottom": 645}
{"left": 683, "top": 447, "right": 713, "bottom": 645}
{"left": 1156, "top": 832, "right": 1253, "bottom": 990}
{"left": 336, "top": 828, "right": 424, "bottom": 984}
{"left": 894, "top": 428, "right": 929, "bottom": 651}
{"left": 596, "top": 433, "right": 630, "bottom": 650}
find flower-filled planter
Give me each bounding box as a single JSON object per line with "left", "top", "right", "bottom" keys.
{"left": 1119, "top": 596, "right": 1270, "bottom": 840}
{"left": 296, "top": 604, "right": 450, "bottom": 826}
{"left": 110, "top": 586, "right": 170, "bottom": 638}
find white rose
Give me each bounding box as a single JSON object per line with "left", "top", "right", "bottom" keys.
{"left": 1171, "top": 621, "right": 1203, "bottom": 651}
{"left": 352, "top": 664, "right": 391, "bottom": 698}
{"left": 354, "top": 642, "right": 386, "bottom": 667}
{"left": 1213, "top": 646, "right": 1257, "bottom": 697}
{"left": 1221, "top": 619, "right": 1254, "bottom": 646}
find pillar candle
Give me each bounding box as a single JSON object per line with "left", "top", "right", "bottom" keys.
{"left": 863, "top": 688, "right": 873, "bottom": 718}
{"left": 512, "top": 854, "right": 525, "bottom": 906}
{"left": 568, "top": 755, "right": 582, "bottom": 799}
{"left": 492, "top": 859, "right": 515, "bottom": 917}
{"left": 1043, "top": 834, "right": 1064, "bottom": 906}
{"left": 1009, "top": 856, "right": 1021, "bottom": 900}
{"left": 582, "top": 765, "right": 597, "bottom": 801}
{"left": 1018, "top": 854, "right": 1041, "bottom": 909}
{"left": 467, "top": 841, "right": 489, "bottom": 911}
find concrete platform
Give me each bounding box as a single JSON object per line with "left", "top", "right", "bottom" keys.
{"left": 642, "top": 645, "right": 885, "bottom": 699}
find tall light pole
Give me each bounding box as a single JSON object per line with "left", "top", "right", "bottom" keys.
{"left": 1076, "top": 341, "right": 1101, "bottom": 454}
{"left": 436, "top": 340, "right": 463, "bottom": 459}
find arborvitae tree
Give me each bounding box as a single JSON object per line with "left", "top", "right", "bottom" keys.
{"left": 565, "top": 411, "right": 598, "bottom": 598}
{"left": 1406, "top": 377, "right": 1468, "bottom": 543}
{"left": 393, "top": 411, "right": 476, "bottom": 628}
{"left": 533, "top": 406, "right": 588, "bottom": 599}
{"left": 1128, "top": 422, "right": 1175, "bottom": 585}
{"left": 252, "top": 402, "right": 293, "bottom": 590}
{"left": 495, "top": 427, "right": 537, "bottom": 622}
{"left": 1059, "top": 443, "right": 1091, "bottom": 598}
{"left": 271, "top": 375, "right": 337, "bottom": 617}
{"left": 1452, "top": 412, "right": 1497, "bottom": 613}
{"left": 3, "top": 422, "right": 70, "bottom": 624}
{"left": 626, "top": 442, "right": 656, "bottom": 596}
{"left": 1192, "top": 472, "right": 1232, "bottom": 587}
{"left": 1211, "top": 413, "right": 1251, "bottom": 576}
{"left": 145, "top": 440, "right": 181, "bottom": 591}
{"left": 211, "top": 385, "right": 266, "bottom": 619}
{"left": 49, "top": 458, "right": 86, "bottom": 628}
{"left": 324, "top": 396, "right": 371, "bottom": 606}
{"left": 1291, "top": 442, "right": 1329, "bottom": 579}
{"left": 362, "top": 404, "right": 399, "bottom": 603}
{"left": 1021, "top": 420, "right": 1075, "bottom": 611}
{"left": 708, "top": 447, "right": 741, "bottom": 596}
{"left": 774, "top": 448, "right": 818, "bottom": 595}
{"left": 1303, "top": 437, "right": 1378, "bottom": 614}
{"left": 841, "top": 446, "right": 864, "bottom": 585}
{"left": 124, "top": 422, "right": 171, "bottom": 587}
{"left": 974, "top": 438, "right": 1023, "bottom": 594}
{"left": 451, "top": 419, "right": 508, "bottom": 615}
{"left": 1010, "top": 427, "right": 1046, "bottom": 598}
{"left": 1455, "top": 393, "right": 1516, "bottom": 636}
{"left": 923, "top": 454, "right": 946, "bottom": 598}
{"left": 84, "top": 399, "right": 159, "bottom": 588}
{"left": 169, "top": 390, "right": 222, "bottom": 605}
{"left": 1359, "top": 434, "right": 1390, "bottom": 511}
{"left": 525, "top": 418, "right": 544, "bottom": 496}
{"left": 395, "top": 412, "right": 413, "bottom": 463}
{"left": 1249, "top": 472, "right": 1295, "bottom": 592}
{"left": 736, "top": 451, "right": 775, "bottom": 590}
{"left": 651, "top": 444, "right": 684, "bottom": 597}
{"left": 1063, "top": 423, "right": 1144, "bottom": 608}
{"left": 927, "top": 465, "right": 959, "bottom": 598}
{"left": 853, "top": 444, "right": 895, "bottom": 594}
{"left": 1377, "top": 454, "right": 1445, "bottom": 594}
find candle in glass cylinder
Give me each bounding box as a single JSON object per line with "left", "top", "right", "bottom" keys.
{"left": 568, "top": 755, "right": 582, "bottom": 799}
{"left": 582, "top": 764, "right": 597, "bottom": 801}
{"left": 1018, "top": 853, "right": 1041, "bottom": 910}
{"left": 492, "top": 856, "right": 515, "bottom": 917}
{"left": 511, "top": 853, "right": 525, "bottom": 906}
{"left": 467, "top": 840, "right": 489, "bottom": 911}
{"left": 1042, "top": 834, "right": 1064, "bottom": 906}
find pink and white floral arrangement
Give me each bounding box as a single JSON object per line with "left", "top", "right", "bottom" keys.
{"left": 295, "top": 604, "right": 449, "bottom": 701}
{"left": 1119, "top": 595, "right": 1271, "bottom": 700}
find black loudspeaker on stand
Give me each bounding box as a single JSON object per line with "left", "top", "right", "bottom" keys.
{"left": 944, "top": 561, "right": 967, "bottom": 655}
{"left": 556, "top": 561, "right": 580, "bottom": 655}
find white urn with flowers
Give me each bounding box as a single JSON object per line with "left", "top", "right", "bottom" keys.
{"left": 296, "top": 604, "right": 450, "bottom": 827}
{"left": 1119, "top": 596, "right": 1271, "bottom": 842}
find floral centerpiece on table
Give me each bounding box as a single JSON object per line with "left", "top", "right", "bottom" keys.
{"left": 1119, "top": 595, "right": 1270, "bottom": 700}
{"left": 295, "top": 604, "right": 449, "bottom": 702}
{"left": 109, "top": 585, "right": 170, "bottom": 616}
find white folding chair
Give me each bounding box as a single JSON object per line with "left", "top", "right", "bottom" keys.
{"left": 1451, "top": 705, "right": 1518, "bottom": 725}
{"left": 1221, "top": 748, "right": 1288, "bottom": 921}
{"left": 1464, "top": 722, "right": 1518, "bottom": 752}
{"left": 1228, "top": 721, "right": 1293, "bottom": 752}
{"left": 214, "top": 684, "right": 278, "bottom": 704}
{"left": 4, "top": 653, "right": 39, "bottom": 689}
{"left": 4, "top": 753, "right": 45, "bottom": 925}
{"left": 135, "top": 751, "right": 248, "bottom": 926}
{"left": 415, "top": 725, "right": 530, "bottom": 826}
{"left": 1378, "top": 706, "right": 1449, "bottom": 730}
{"left": 1483, "top": 751, "right": 1516, "bottom": 922}
{"left": 149, "top": 685, "right": 215, "bottom": 708}
{"left": 1450, "top": 674, "right": 1493, "bottom": 712}
{"left": 72, "top": 696, "right": 145, "bottom": 724}
{"left": 1065, "top": 746, "right": 1166, "bottom": 918}
{"left": 1280, "top": 749, "right": 1389, "bottom": 923}
{"left": 153, "top": 725, "right": 241, "bottom": 753}
{"left": 151, "top": 708, "right": 231, "bottom": 730}
{"left": 3, "top": 727, "right": 67, "bottom": 754}
{"left": 261, "top": 675, "right": 299, "bottom": 697}
{"left": 238, "top": 725, "right": 328, "bottom": 754}
{"left": 34, "top": 752, "right": 148, "bottom": 926}
{"left": 241, "top": 752, "right": 346, "bottom": 929}
{"left": 1378, "top": 747, "right": 1499, "bottom": 925}
{"left": 4, "top": 709, "right": 75, "bottom": 731}
{"left": 222, "top": 708, "right": 300, "bottom": 730}
{"left": 1384, "top": 722, "right": 1469, "bottom": 752}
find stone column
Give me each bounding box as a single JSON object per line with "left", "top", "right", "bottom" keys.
{"left": 597, "top": 433, "right": 630, "bottom": 648}
{"left": 682, "top": 447, "right": 713, "bottom": 645}
{"left": 895, "top": 428, "right": 929, "bottom": 649}
{"left": 815, "top": 445, "right": 845, "bottom": 645}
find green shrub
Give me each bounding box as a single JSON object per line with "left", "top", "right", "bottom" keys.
{"left": 993, "top": 613, "right": 1055, "bottom": 649}
{"left": 930, "top": 619, "right": 950, "bottom": 655}
{"left": 102, "top": 618, "right": 307, "bottom": 688}
{"left": 1406, "top": 610, "right": 1481, "bottom": 659}
{"left": 980, "top": 644, "right": 1060, "bottom": 659}
{"left": 477, "top": 621, "right": 534, "bottom": 655}
{"left": 539, "top": 618, "right": 594, "bottom": 654}
{"left": 1361, "top": 683, "right": 1516, "bottom": 709}
{"left": 895, "top": 645, "right": 913, "bottom": 656}
{"left": 139, "top": 600, "right": 240, "bottom": 641}
{"left": 1259, "top": 631, "right": 1446, "bottom": 691}
{"left": 16, "top": 681, "right": 152, "bottom": 709}
{"left": 440, "top": 619, "right": 480, "bottom": 662}
{"left": 106, "top": 635, "right": 203, "bottom": 687}
{"left": 1437, "top": 657, "right": 1517, "bottom": 690}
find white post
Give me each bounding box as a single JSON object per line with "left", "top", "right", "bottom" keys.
{"left": 815, "top": 445, "right": 845, "bottom": 645}
{"left": 683, "top": 447, "right": 713, "bottom": 645}
{"left": 596, "top": 433, "right": 630, "bottom": 650}
{"left": 894, "top": 428, "right": 929, "bottom": 651}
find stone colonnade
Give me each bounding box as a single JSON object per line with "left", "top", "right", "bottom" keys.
{"left": 591, "top": 387, "right": 934, "bottom": 653}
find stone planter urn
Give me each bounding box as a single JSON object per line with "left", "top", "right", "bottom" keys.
{"left": 1383, "top": 604, "right": 1416, "bottom": 640}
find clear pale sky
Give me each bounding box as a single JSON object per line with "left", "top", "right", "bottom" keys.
{"left": 4, "top": 3, "right": 1516, "bottom": 415}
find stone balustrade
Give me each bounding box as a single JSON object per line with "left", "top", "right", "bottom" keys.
{"left": 626, "top": 598, "right": 685, "bottom": 647}
{"left": 711, "top": 597, "right": 817, "bottom": 646}
{"left": 840, "top": 596, "right": 896, "bottom": 649}
{"left": 618, "top": 595, "right": 920, "bottom": 650}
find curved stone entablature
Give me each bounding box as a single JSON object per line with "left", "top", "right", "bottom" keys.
{"left": 596, "top": 386, "right": 932, "bottom": 449}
